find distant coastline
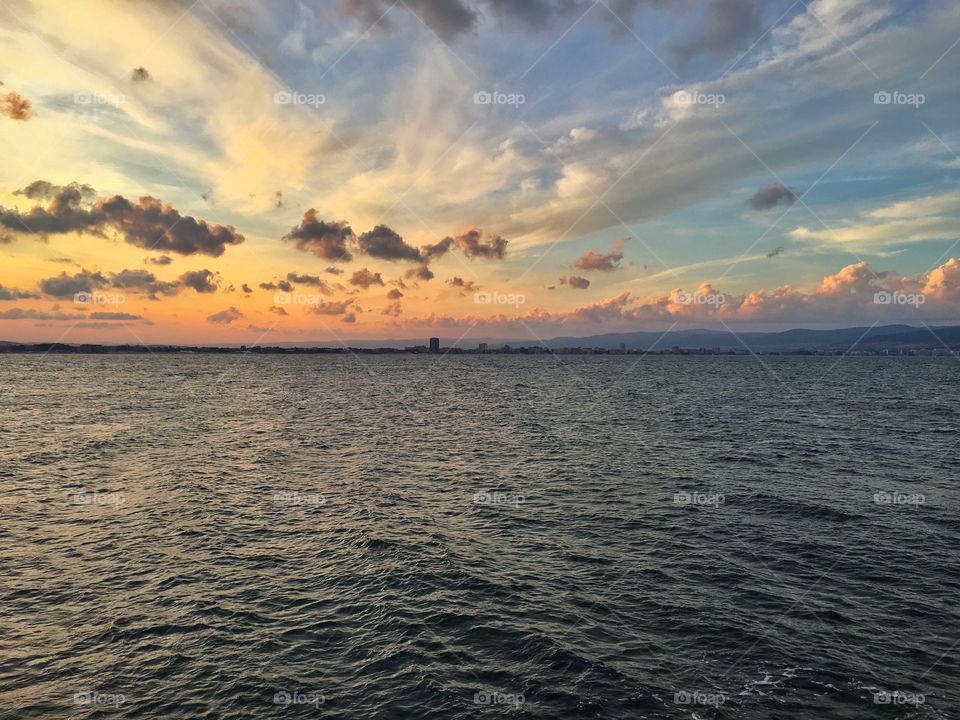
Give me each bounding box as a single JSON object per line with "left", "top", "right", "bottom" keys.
{"left": 3, "top": 322, "right": 960, "bottom": 357}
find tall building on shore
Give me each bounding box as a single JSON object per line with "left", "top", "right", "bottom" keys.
{"left": 478, "top": 343, "right": 488, "bottom": 354}
{"left": 429, "top": 337, "right": 440, "bottom": 353}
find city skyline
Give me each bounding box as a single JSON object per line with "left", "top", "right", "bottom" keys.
{"left": 2, "top": 0, "right": 960, "bottom": 344}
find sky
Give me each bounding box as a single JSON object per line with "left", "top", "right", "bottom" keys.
{"left": 1, "top": 0, "right": 959, "bottom": 345}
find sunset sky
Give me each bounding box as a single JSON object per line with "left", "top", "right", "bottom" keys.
{"left": 1, "top": 0, "right": 959, "bottom": 344}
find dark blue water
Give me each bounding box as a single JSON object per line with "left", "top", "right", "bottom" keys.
{"left": 1, "top": 355, "right": 957, "bottom": 718}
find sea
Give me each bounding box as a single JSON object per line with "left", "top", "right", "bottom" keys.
{"left": 1, "top": 354, "right": 957, "bottom": 719}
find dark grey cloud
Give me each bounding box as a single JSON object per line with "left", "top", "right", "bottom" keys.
{"left": 670, "top": 0, "right": 766, "bottom": 65}
{"left": 405, "top": 265, "right": 435, "bottom": 281}
{"left": 311, "top": 299, "right": 353, "bottom": 315}
{"left": 0, "top": 285, "right": 39, "bottom": 300}
{"left": 283, "top": 210, "right": 353, "bottom": 261}
{"left": 242, "top": 283, "right": 253, "bottom": 293}
{"left": 109, "top": 268, "right": 156, "bottom": 288}
{"left": 0, "top": 184, "right": 104, "bottom": 237}
{"left": 419, "top": 229, "right": 509, "bottom": 264}
{"left": 447, "top": 276, "right": 479, "bottom": 292}
{"left": 38, "top": 265, "right": 186, "bottom": 302}
{"left": 0, "top": 308, "right": 82, "bottom": 320}
{"left": 422, "top": 237, "right": 454, "bottom": 260}
{"left": 767, "top": 246, "right": 784, "bottom": 258}
{"left": 0, "top": 181, "right": 245, "bottom": 256}
{"left": 341, "top": 0, "right": 686, "bottom": 43}
{"left": 564, "top": 275, "right": 590, "bottom": 289}
{"left": 325, "top": 266, "right": 344, "bottom": 275}
{"left": 269, "top": 305, "right": 288, "bottom": 316}
{"left": 342, "top": 0, "right": 476, "bottom": 42}
{"left": 180, "top": 269, "right": 218, "bottom": 293}
{"left": 89, "top": 311, "right": 143, "bottom": 320}
{"left": 146, "top": 255, "right": 173, "bottom": 265}
{"left": 452, "top": 228, "right": 507, "bottom": 259}
{"left": 96, "top": 195, "right": 245, "bottom": 256}
{"left": 349, "top": 268, "right": 385, "bottom": 288}
{"left": 286, "top": 272, "right": 329, "bottom": 288}
{"left": 16, "top": 181, "right": 96, "bottom": 202}
{"left": 382, "top": 301, "right": 403, "bottom": 317}
{"left": 39, "top": 271, "right": 108, "bottom": 298}
{"left": 131, "top": 66, "right": 151, "bottom": 82}
{"left": 146, "top": 281, "right": 182, "bottom": 299}
{"left": 259, "top": 280, "right": 294, "bottom": 292}
{"left": 749, "top": 182, "right": 797, "bottom": 211}
{"left": 358, "top": 224, "right": 423, "bottom": 262}
{"left": 387, "top": 288, "right": 404, "bottom": 299}
{"left": 207, "top": 306, "right": 243, "bottom": 324}
{"left": 312, "top": 298, "right": 355, "bottom": 316}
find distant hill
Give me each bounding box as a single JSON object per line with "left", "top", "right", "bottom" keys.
{"left": 546, "top": 325, "right": 960, "bottom": 351}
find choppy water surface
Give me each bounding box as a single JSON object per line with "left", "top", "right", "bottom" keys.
{"left": 1, "top": 354, "right": 958, "bottom": 719}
